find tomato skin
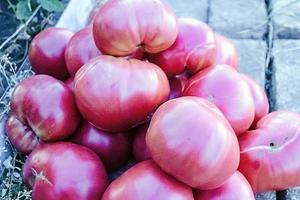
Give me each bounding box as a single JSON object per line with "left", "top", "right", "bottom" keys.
{"left": 74, "top": 55, "right": 170, "bottom": 133}
{"left": 93, "top": 0, "right": 178, "bottom": 56}
{"left": 65, "top": 27, "right": 102, "bottom": 77}
{"left": 5, "top": 75, "right": 80, "bottom": 154}
{"left": 23, "top": 142, "right": 109, "bottom": 200}
{"left": 29, "top": 27, "right": 73, "bottom": 80}
{"left": 194, "top": 171, "right": 255, "bottom": 200}
{"left": 71, "top": 121, "right": 132, "bottom": 172}
{"left": 168, "top": 74, "right": 187, "bottom": 100}
{"left": 238, "top": 111, "right": 300, "bottom": 192}
{"left": 183, "top": 65, "right": 255, "bottom": 135}
{"left": 213, "top": 34, "right": 239, "bottom": 69}
{"left": 146, "top": 96, "right": 240, "bottom": 190}
{"left": 148, "top": 18, "right": 216, "bottom": 76}
{"left": 132, "top": 123, "right": 151, "bottom": 162}
{"left": 241, "top": 74, "right": 269, "bottom": 126}
{"left": 64, "top": 77, "right": 75, "bottom": 92}
{"left": 102, "top": 160, "right": 194, "bottom": 200}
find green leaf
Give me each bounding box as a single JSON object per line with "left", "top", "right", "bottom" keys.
{"left": 37, "top": 0, "right": 64, "bottom": 12}
{"left": 16, "top": 0, "right": 32, "bottom": 20}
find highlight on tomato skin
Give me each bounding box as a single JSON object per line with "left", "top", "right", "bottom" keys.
{"left": 23, "top": 142, "right": 109, "bottom": 200}
{"left": 102, "top": 160, "right": 194, "bottom": 200}
{"left": 238, "top": 111, "right": 300, "bottom": 192}
{"left": 29, "top": 27, "right": 73, "bottom": 81}
{"left": 194, "top": 171, "right": 255, "bottom": 200}
{"left": 92, "top": 0, "right": 178, "bottom": 56}
{"left": 146, "top": 96, "right": 240, "bottom": 190}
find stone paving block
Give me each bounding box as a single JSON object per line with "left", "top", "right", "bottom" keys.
{"left": 273, "top": 39, "right": 300, "bottom": 112}
{"left": 272, "top": 0, "right": 300, "bottom": 39}
{"left": 287, "top": 187, "right": 300, "bottom": 200}
{"left": 165, "top": 0, "right": 208, "bottom": 22}
{"left": 231, "top": 39, "right": 267, "bottom": 86}
{"left": 209, "top": 0, "right": 268, "bottom": 39}
{"left": 255, "top": 192, "right": 276, "bottom": 200}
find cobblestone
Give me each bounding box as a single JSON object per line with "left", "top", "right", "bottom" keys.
{"left": 272, "top": 0, "right": 300, "bottom": 39}
{"left": 165, "top": 0, "right": 208, "bottom": 22}
{"left": 208, "top": 0, "right": 268, "bottom": 39}
{"left": 273, "top": 39, "right": 300, "bottom": 112}
{"left": 231, "top": 39, "right": 267, "bottom": 86}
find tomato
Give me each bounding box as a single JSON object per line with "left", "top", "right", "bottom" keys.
{"left": 194, "top": 171, "right": 255, "bottom": 200}
{"left": 213, "top": 34, "right": 239, "bottom": 69}
{"left": 29, "top": 27, "right": 73, "bottom": 80}
{"left": 183, "top": 65, "right": 255, "bottom": 135}
{"left": 241, "top": 74, "right": 269, "bottom": 126}
{"left": 71, "top": 121, "right": 132, "bottom": 172}
{"left": 5, "top": 75, "right": 80, "bottom": 154}
{"left": 148, "top": 18, "right": 216, "bottom": 76}
{"left": 74, "top": 55, "right": 169, "bottom": 132}
{"left": 146, "top": 96, "right": 240, "bottom": 189}
{"left": 23, "top": 142, "right": 109, "bottom": 200}
{"left": 239, "top": 111, "right": 300, "bottom": 192}
{"left": 132, "top": 123, "right": 151, "bottom": 162}
{"left": 102, "top": 160, "right": 193, "bottom": 200}
{"left": 65, "top": 27, "right": 102, "bottom": 77}
{"left": 93, "top": 0, "right": 178, "bottom": 56}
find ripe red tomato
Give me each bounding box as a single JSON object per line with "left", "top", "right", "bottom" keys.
{"left": 194, "top": 171, "right": 255, "bottom": 200}
{"left": 148, "top": 18, "right": 216, "bottom": 76}
{"left": 93, "top": 0, "right": 178, "bottom": 56}
{"left": 239, "top": 111, "right": 300, "bottom": 192}
{"left": 132, "top": 123, "right": 151, "bottom": 162}
{"left": 74, "top": 55, "right": 170, "bottom": 132}
{"left": 183, "top": 65, "right": 255, "bottom": 135}
{"left": 146, "top": 97, "right": 240, "bottom": 189}
{"left": 102, "top": 160, "right": 194, "bottom": 200}
{"left": 29, "top": 27, "right": 73, "bottom": 80}
{"left": 213, "top": 34, "right": 239, "bottom": 69}
{"left": 23, "top": 142, "right": 109, "bottom": 200}
{"left": 5, "top": 75, "right": 80, "bottom": 154}
{"left": 65, "top": 27, "right": 102, "bottom": 77}
{"left": 71, "top": 121, "right": 132, "bottom": 172}
{"left": 241, "top": 74, "right": 269, "bottom": 126}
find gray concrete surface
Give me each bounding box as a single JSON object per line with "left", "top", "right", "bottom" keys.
{"left": 165, "top": 0, "right": 208, "bottom": 22}
{"left": 231, "top": 39, "right": 267, "bottom": 86}
{"left": 209, "top": 0, "right": 268, "bottom": 39}
{"left": 272, "top": 0, "right": 300, "bottom": 39}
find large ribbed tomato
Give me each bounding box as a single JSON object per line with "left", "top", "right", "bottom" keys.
{"left": 183, "top": 65, "right": 255, "bottom": 135}
{"left": 239, "top": 111, "right": 300, "bottom": 192}
{"left": 93, "top": 0, "right": 178, "bottom": 56}
{"left": 5, "top": 75, "right": 80, "bottom": 154}
{"left": 74, "top": 55, "right": 169, "bottom": 132}
{"left": 146, "top": 97, "right": 240, "bottom": 189}
{"left": 23, "top": 142, "right": 108, "bottom": 200}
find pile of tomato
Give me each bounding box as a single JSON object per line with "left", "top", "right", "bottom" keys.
{"left": 5, "top": 0, "right": 300, "bottom": 199}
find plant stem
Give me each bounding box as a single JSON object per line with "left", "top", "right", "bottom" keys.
{"left": 0, "top": 5, "right": 42, "bottom": 51}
